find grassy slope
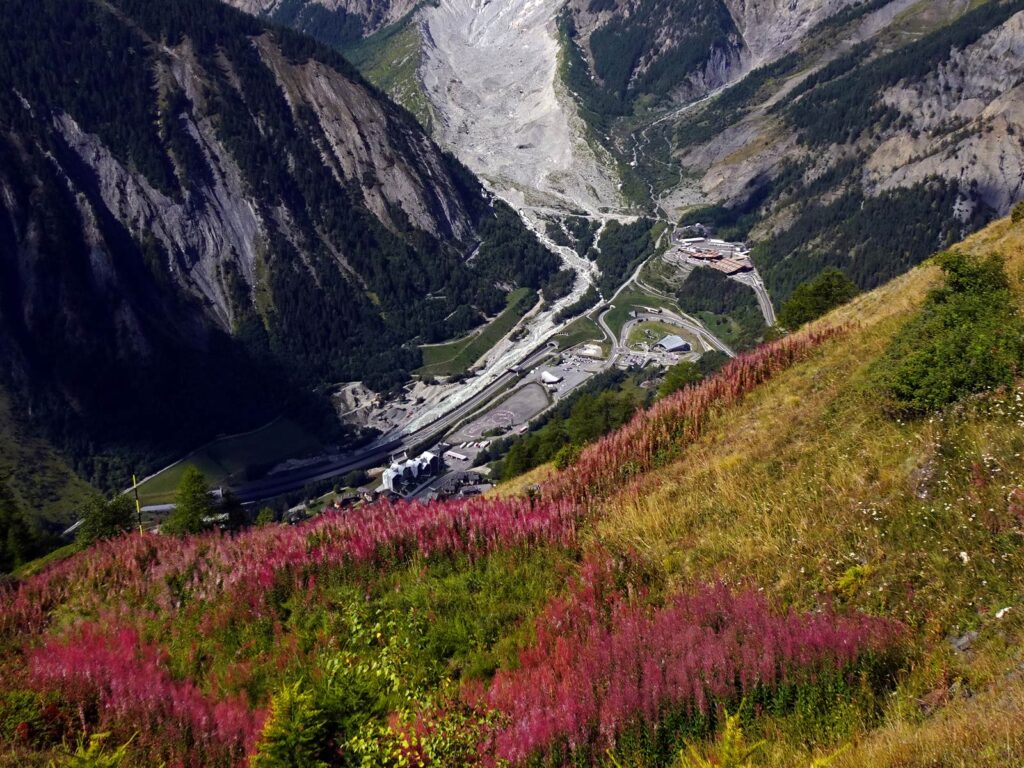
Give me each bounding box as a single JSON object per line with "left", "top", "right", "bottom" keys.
{"left": 575, "top": 217, "right": 1024, "bottom": 764}
{"left": 7, "top": 220, "right": 1024, "bottom": 766}
{"left": 0, "top": 391, "right": 94, "bottom": 525}
{"left": 134, "top": 418, "right": 321, "bottom": 506}
{"left": 552, "top": 316, "right": 605, "bottom": 351}
{"left": 417, "top": 288, "right": 536, "bottom": 377}
{"left": 602, "top": 287, "right": 682, "bottom": 340}
{"left": 343, "top": 11, "right": 434, "bottom": 131}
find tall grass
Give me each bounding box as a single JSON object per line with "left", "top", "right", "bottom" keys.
{"left": 544, "top": 329, "right": 846, "bottom": 505}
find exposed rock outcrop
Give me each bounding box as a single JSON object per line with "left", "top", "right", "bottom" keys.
{"left": 868, "top": 11, "right": 1024, "bottom": 212}
{"left": 722, "top": 0, "right": 857, "bottom": 66}
{"left": 0, "top": 0, "right": 554, "bottom": 473}
{"left": 224, "top": 0, "right": 418, "bottom": 36}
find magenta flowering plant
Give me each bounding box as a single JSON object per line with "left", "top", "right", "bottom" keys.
{"left": 0, "top": 495, "right": 582, "bottom": 637}
{"left": 28, "top": 621, "right": 265, "bottom": 767}
{"left": 478, "top": 554, "right": 900, "bottom": 766}
{"left": 0, "top": 324, "right": 855, "bottom": 768}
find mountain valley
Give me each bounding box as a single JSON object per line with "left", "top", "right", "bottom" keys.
{"left": 2, "top": 1, "right": 1024, "bottom": 764}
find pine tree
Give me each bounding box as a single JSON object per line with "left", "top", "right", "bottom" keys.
{"left": 220, "top": 490, "right": 247, "bottom": 531}
{"left": 0, "top": 481, "right": 36, "bottom": 572}
{"left": 162, "top": 466, "right": 212, "bottom": 535}
{"left": 251, "top": 682, "right": 329, "bottom": 768}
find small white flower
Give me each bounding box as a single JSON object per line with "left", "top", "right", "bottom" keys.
{"left": 996, "top": 607, "right": 1012, "bottom": 619}
{"left": 959, "top": 551, "right": 970, "bottom": 564}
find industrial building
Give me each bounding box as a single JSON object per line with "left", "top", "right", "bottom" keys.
{"left": 674, "top": 236, "right": 753, "bottom": 274}
{"left": 381, "top": 451, "right": 442, "bottom": 494}
{"left": 655, "top": 335, "right": 691, "bottom": 353}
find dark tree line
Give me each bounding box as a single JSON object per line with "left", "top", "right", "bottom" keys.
{"left": 595, "top": 219, "right": 658, "bottom": 295}
{"left": 676, "top": 269, "right": 765, "bottom": 350}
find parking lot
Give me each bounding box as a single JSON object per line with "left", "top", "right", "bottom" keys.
{"left": 447, "top": 383, "right": 550, "bottom": 444}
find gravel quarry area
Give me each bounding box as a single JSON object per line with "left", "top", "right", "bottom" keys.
{"left": 420, "top": 0, "right": 622, "bottom": 213}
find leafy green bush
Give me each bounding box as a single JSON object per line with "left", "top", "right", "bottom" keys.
{"left": 658, "top": 361, "right": 703, "bottom": 399}
{"left": 76, "top": 494, "right": 136, "bottom": 545}
{"left": 47, "top": 733, "right": 134, "bottom": 768}
{"left": 872, "top": 252, "right": 1024, "bottom": 415}
{"left": 778, "top": 268, "right": 859, "bottom": 329}
{"left": 1012, "top": 200, "right": 1024, "bottom": 224}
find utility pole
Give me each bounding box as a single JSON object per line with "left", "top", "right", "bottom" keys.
{"left": 132, "top": 474, "right": 143, "bottom": 533}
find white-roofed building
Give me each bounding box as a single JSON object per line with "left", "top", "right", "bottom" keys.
{"left": 655, "top": 335, "right": 691, "bottom": 353}
{"left": 381, "top": 450, "right": 444, "bottom": 493}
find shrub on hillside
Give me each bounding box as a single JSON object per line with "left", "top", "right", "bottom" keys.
{"left": 1012, "top": 200, "right": 1024, "bottom": 224}
{"left": 251, "top": 682, "right": 329, "bottom": 768}
{"left": 162, "top": 466, "right": 212, "bottom": 535}
{"left": 778, "top": 268, "right": 859, "bottom": 329}
{"left": 872, "top": 252, "right": 1024, "bottom": 415}
{"left": 658, "top": 360, "right": 703, "bottom": 399}
{"left": 76, "top": 494, "right": 135, "bottom": 545}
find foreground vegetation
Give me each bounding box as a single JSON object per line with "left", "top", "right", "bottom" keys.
{"left": 3, "top": 217, "right": 1024, "bottom": 765}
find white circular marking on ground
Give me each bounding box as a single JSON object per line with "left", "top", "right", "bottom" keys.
{"left": 464, "top": 409, "right": 516, "bottom": 438}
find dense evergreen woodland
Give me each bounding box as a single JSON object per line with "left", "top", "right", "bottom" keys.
{"left": 0, "top": 0, "right": 559, "bottom": 490}
{"left": 560, "top": 0, "right": 738, "bottom": 129}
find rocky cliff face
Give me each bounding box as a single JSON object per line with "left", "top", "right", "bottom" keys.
{"left": 648, "top": 0, "right": 1024, "bottom": 300}
{"left": 222, "top": 0, "right": 418, "bottom": 45}
{"left": 675, "top": 3, "right": 1024, "bottom": 217}
{"left": 562, "top": 0, "right": 743, "bottom": 109}
{"left": 562, "top": 0, "right": 856, "bottom": 110}
{"left": 868, "top": 11, "right": 1024, "bottom": 212}
{"left": 721, "top": 0, "right": 857, "bottom": 65}
{"left": 0, "top": 0, "right": 555, "bottom": 478}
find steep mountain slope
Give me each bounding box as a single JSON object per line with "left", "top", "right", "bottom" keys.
{"left": 0, "top": 0, "right": 559, "bottom": 486}
{"left": 245, "top": 0, "right": 1023, "bottom": 313}
{"left": 224, "top": 0, "right": 418, "bottom": 47}
{"left": 589, "top": 215, "right": 1024, "bottom": 766}
{"left": 3, "top": 216, "right": 1023, "bottom": 766}
{"left": 620, "top": 0, "right": 1024, "bottom": 297}
{"left": 560, "top": 0, "right": 857, "bottom": 123}
{"left": 419, "top": 0, "right": 624, "bottom": 211}
{"left": 0, "top": 394, "right": 93, "bottom": 529}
